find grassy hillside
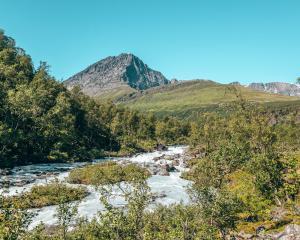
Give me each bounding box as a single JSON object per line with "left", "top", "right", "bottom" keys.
{"left": 97, "top": 85, "right": 137, "bottom": 100}
{"left": 118, "top": 80, "right": 299, "bottom": 118}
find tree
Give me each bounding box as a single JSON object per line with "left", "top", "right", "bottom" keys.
{"left": 189, "top": 186, "right": 242, "bottom": 239}
{"left": 55, "top": 195, "right": 78, "bottom": 240}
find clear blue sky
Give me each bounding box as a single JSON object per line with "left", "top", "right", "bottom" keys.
{"left": 1, "top": 0, "right": 299, "bottom": 84}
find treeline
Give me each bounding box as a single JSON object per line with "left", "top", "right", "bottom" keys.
{"left": 0, "top": 31, "right": 189, "bottom": 168}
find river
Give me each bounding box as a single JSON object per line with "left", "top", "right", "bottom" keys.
{"left": 0, "top": 146, "right": 191, "bottom": 229}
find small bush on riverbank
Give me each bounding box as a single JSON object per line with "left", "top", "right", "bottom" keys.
{"left": 5, "top": 181, "right": 88, "bottom": 209}
{"left": 68, "top": 161, "right": 150, "bottom": 185}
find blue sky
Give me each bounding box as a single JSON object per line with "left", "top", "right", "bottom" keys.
{"left": 1, "top": 0, "right": 299, "bottom": 83}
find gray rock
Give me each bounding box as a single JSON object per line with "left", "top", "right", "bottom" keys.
{"left": 0, "top": 169, "right": 12, "bottom": 176}
{"left": 236, "top": 231, "right": 254, "bottom": 239}
{"left": 151, "top": 192, "right": 168, "bottom": 202}
{"left": 238, "top": 224, "right": 300, "bottom": 240}
{"left": 275, "top": 224, "right": 300, "bottom": 240}
{"left": 173, "top": 159, "right": 180, "bottom": 166}
{"left": 248, "top": 82, "right": 300, "bottom": 97}
{"left": 156, "top": 144, "right": 168, "bottom": 151}
{"left": 158, "top": 169, "right": 170, "bottom": 176}
{"left": 64, "top": 53, "right": 169, "bottom": 97}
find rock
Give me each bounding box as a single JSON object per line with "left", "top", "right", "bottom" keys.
{"left": 164, "top": 155, "right": 174, "bottom": 160}
{"left": 274, "top": 224, "right": 300, "bottom": 240}
{"left": 271, "top": 207, "right": 287, "bottom": 222}
{"left": 157, "top": 166, "right": 170, "bottom": 176}
{"left": 255, "top": 226, "right": 265, "bottom": 235}
{"left": 229, "top": 81, "right": 241, "bottom": 85}
{"left": 173, "top": 159, "right": 180, "bottom": 166}
{"left": 159, "top": 170, "right": 170, "bottom": 176}
{"left": 151, "top": 192, "right": 168, "bottom": 201}
{"left": 148, "top": 165, "right": 160, "bottom": 175}
{"left": 236, "top": 231, "right": 254, "bottom": 239}
{"left": 156, "top": 144, "right": 168, "bottom": 151}
{"left": 244, "top": 224, "right": 300, "bottom": 240}
{"left": 167, "top": 164, "right": 178, "bottom": 172}
{"left": 180, "top": 162, "right": 188, "bottom": 168}
{"left": 248, "top": 82, "right": 300, "bottom": 96}
{"left": 0, "top": 169, "right": 12, "bottom": 176}
{"left": 64, "top": 53, "right": 170, "bottom": 97}
{"left": 14, "top": 179, "right": 35, "bottom": 187}
{"left": 153, "top": 154, "right": 165, "bottom": 162}
{"left": 0, "top": 180, "right": 11, "bottom": 188}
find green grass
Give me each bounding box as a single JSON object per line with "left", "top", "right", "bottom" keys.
{"left": 96, "top": 85, "right": 137, "bottom": 101}
{"left": 117, "top": 80, "right": 299, "bottom": 118}
{"left": 68, "top": 161, "right": 150, "bottom": 186}
{"left": 4, "top": 181, "right": 88, "bottom": 209}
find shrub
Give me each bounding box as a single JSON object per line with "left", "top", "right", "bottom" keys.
{"left": 5, "top": 180, "right": 88, "bottom": 209}
{"left": 68, "top": 161, "right": 150, "bottom": 185}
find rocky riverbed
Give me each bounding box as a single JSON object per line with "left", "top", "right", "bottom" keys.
{"left": 0, "top": 146, "right": 192, "bottom": 229}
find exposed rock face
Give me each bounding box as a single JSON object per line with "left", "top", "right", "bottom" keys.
{"left": 64, "top": 53, "right": 169, "bottom": 97}
{"left": 248, "top": 82, "right": 300, "bottom": 96}
{"left": 229, "top": 81, "right": 241, "bottom": 85}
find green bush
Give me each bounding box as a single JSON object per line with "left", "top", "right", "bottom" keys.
{"left": 68, "top": 161, "right": 150, "bottom": 186}
{"left": 5, "top": 181, "right": 88, "bottom": 209}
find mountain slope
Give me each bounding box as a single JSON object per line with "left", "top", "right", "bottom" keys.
{"left": 64, "top": 53, "right": 169, "bottom": 97}
{"left": 248, "top": 82, "right": 300, "bottom": 96}
{"left": 119, "top": 80, "right": 299, "bottom": 118}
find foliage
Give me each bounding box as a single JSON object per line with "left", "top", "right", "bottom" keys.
{"left": 144, "top": 204, "right": 218, "bottom": 240}
{"left": 55, "top": 195, "right": 79, "bottom": 240}
{"left": 0, "top": 192, "right": 34, "bottom": 240}
{"left": 68, "top": 161, "right": 150, "bottom": 185}
{"left": 0, "top": 31, "right": 189, "bottom": 168}
{"left": 155, "top": 116, "right": 190, "bottom": 144}
{"left": 187, "top": 99, "right": 300, "bottom": 236}
{"left": 4, "top": 180, "right": 88, "bottom": 209}
{"left": 226, "top": 170, "right": 272, "bottom": 221}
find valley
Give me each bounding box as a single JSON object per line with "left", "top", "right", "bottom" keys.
{"left": 0, "top": 30, "right": 300, "bottom": 239}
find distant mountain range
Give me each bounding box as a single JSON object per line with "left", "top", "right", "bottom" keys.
{"left": 64, "top": 53, "right": 300, "bottom": 101}
{"left": 247, "top": 82, "right": 300, "bottom": 97}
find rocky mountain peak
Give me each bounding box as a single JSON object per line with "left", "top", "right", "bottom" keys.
{"left": 64, "top": 53, "right": 169, "bottom": 97}
{"left": 247, "top": 82, "right": 300, "bottom": 96}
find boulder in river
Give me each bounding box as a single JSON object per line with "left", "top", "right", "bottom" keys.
{"left": 156, "top": 144, "right": 168, "bottom": 151}
{"left": 0, "top": 168, "right": 12, "bottom": 176}
{"left": 151, "top": 192, "right": 168, "bottom": 202}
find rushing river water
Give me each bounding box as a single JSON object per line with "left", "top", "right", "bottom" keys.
{"left": 0, "top": 146, "right": 191, "bottom": 229}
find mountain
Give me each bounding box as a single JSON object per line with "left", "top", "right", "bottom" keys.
{"left": 247, "top": 82, "right": 300, "bottom": 96}
{"left": 64, "top": 54, "right": 299, "bottom": 118}
{"left": 64, "top": 53, "right": 169, "bottom": 97}
{"left": 118, "top": 79, "right": 300, "bottom": 118}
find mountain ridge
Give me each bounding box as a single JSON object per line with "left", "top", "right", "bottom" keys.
{"left": 64, "top": 53, "right": 169, "bottom": 97}
{"left": 64, "top": 53, "right": 300, "bottom": 99}
{"left": 63, "top": 53, "right": 299, "bottom": 118}
{"left": 247, "top": 82, "right": 300, "bottom": 96}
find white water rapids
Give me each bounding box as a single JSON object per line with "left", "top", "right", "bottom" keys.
{"left": 0, "top": 146, "right": 191, "bottom": 229}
